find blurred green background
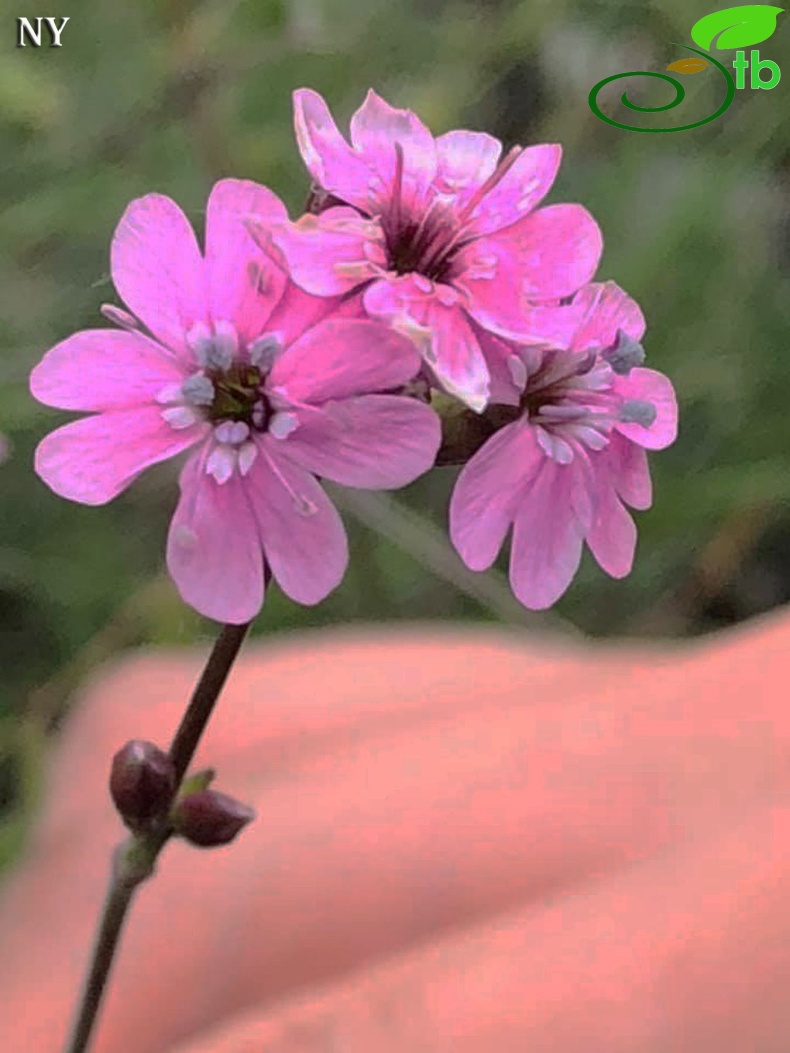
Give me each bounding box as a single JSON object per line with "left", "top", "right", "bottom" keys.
{"left": 0, "top": 0, "right": 788, "bottom": 868}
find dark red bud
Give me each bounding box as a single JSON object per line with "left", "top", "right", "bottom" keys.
{"left": 109, "top": 740, "right": 176, "bottom": 830}
{"left": 171, "top": 789, "right": 255, "bottom": 848}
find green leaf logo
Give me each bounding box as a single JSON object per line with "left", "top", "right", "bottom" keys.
{"left": 691, "top": 5, "right": 784, "bottom": 50}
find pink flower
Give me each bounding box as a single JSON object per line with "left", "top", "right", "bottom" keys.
{"left": 251, "top": 89, "right": 603, "bottom": 412}
{"left": 30, "top": 180, "right": 440, "bottom": 624}
{"left": 449, "top": 282, "right": 678, "bottom": 609}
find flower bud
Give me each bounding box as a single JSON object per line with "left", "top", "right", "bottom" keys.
{"left": 171, "top": 789, "right": 255, "bottom": 848}
{"left": 109, "top": 740, "right": 176, "bottom": 830}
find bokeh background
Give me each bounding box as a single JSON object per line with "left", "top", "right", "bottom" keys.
{"left": 0, "top": 0, "right": 788, "bottom": 870}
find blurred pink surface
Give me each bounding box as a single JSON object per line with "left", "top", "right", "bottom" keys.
{"left": 2, "top": 616, "right": 790, "bottom": 1051}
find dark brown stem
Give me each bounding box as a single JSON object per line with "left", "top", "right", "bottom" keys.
{"left": 168, "top": 621, "right": 251, "bottom": 783}
{"left": 64, "top": 619, "right": 252, "bottom": 1053}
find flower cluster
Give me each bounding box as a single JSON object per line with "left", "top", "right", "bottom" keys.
{"left": 30, "top": 89, "right": 677, "bottom": 622}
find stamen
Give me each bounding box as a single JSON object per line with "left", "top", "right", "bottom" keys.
{"left": 410, "top": 195, "right": 461, "bottom": 278}
{"left": 261, "top": 448, "right": 318, "bottom": 517}
{"left": 535, "top": 426, "right": 574, "bottom": 464}
{"left": 186, "top": 321, "right": 213, "bottom": 358}
{"left": 620, "top": 399, "right": 657, "bottom": 428}
{"left": 155, "top": 382, "right": 185, "bottom": 406}
{"left": 248, "top": 335, "right": 283, "bottom": 370}
{"left": 458, "top": 145, "right": 523, "bottom": 222}
{"left": 162, "top": 406, "right": 199, "bottom": 430}
{"left": 536, "top": 403, "right": 590, "bottom": 422}
{"left": 407, "top": 194, "right": 447, "bottom": 259}
{"left": 214, "top": 420, "right": 250, "bottom": 445}
{"left": 268, "top": 411, "right": 300, "bottom": 440}
{"left": 181, "top": 375, "right": 215, "bottom": 406}
{"left": 389, "top": 142, "right": 405, "bottom": 243}
{"left": 206, "top": 445, "right": 237, "bottom": 485}
{"left": 211, "top": 320, "right": 239, "bottom": 366}
{"left": 237, "top": 441, "right": 258, "bottom": 476}
{"left": 187, "top": 321, "right": 237, "bottom": 371}
{"left": 563, "top": 423, "right": 610, "bottom": 451}
{"left": 603, "top": 330, "right": 646, "bottom": 375}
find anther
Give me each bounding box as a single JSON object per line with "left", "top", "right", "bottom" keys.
{"left": 620, "top": 398, "right": 657, "bottom": 428}
{"left": 603, "top": 330, "right": 646, "bottom": 375}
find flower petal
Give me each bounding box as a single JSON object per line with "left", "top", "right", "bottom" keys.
{"left": 166, "top": 449, "right": 265, "bottom": 624}
{"left": 293, "top": 88, "right": 374, "bottom": 211}
{"left": 468, "top": 144, "right": 562, "bottom": 237}
{"left": 34, "top": 406, "right": 203, "bottom": 505}
{"left": 205, "top": 179, "right": 288, "bottom": 345}
{"left": 570, "top": 281, "right": 646, "bottom": 352}
{"left": 585, "top": 482, "right": 637, "bottom": 579}
{"left": 263, "top": 207, "right": 386, "bottom": 297}
{"left": 450, "top": 420, "right": 541, "bottom": 572}
{"left": 615, "top": 368, "right": 678, "bottom": 450}
{"left": 111, "top": 194, "right": 207, "bottom": 363}
{"left": 364, "top": 276, "right": 490, "bottom": 411}
{"left": 349, "top": 90, "right": 437, "bottom": 208}
{"left": 246, "top": 442, "right": 348, "bottom": 605}
{"left": 509, "top": 457, "right": 592, "bottom": 608}
{"left": 604, "top": 434, "right": 653, "bottom": 510}
{"left": 473, "top": 328, "right": 523, "bottom": 407}
{"left": 30, "top": 330, "right": 184, "bottom": 411}
{"left": 463, "top": 205, "right": 602, "bottom": 322}
{"left": 268, "top": 318, "right": 421, "bottom": 404}
{"left": 434, "top": 130, "right": 502, "bottom": 206}
{"left": 265, "top": 283, "right": 348, "bottom": 349}
{"left": 456, "top": 220, "right": 602, "bottom": 345}
{"left": 279, "top": 395, "right": 440, "bottom": 489}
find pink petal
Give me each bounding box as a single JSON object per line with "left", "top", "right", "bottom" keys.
{"left": 570, "top": 281, "right": 646, "bottom": 352}
{"left": 450, "top": 420, "right": 541, "bottom": 572}
{"left": 34, "top": 406, "right": 204, "bottom": 505}
{"left": 246, "top": 442, "right": 348, "bottom": 605}
{"left": 615, "top": 368, "right": 678, "bottom": 450}
{"left": 166, "top": 449, "right": 265, "bottom": 624}
{"left": 474, "top": 329, "right": 523, "bottom": 407}
{"left": 268, "top": 318, "right": 421, "bottom": 404}
{"left": 456, "top": 227, "right": 601, "bottom": 346}
{"left": 349, "top": 90, "right": 437, "bottom": 209}
{"left": 517, "top": 204, "right": 603, "bottom": 298}
{"left": 265, "top": 283, "right": 348, "bottom": 349}
{"left": 205, "top": 179, "right": 288, "bottom": 345}
{"left": 111, "top": 194, "right": 207, "bottom": 363}
{"left": 293, "top": 89, "right": 374, "bottom": 211}
{"left": 264, "top": 207, "right": 386, "bottom": 297}
{"left": 30, "top": 330, "right": 183, "bottom": 411}
{"left": 509, "top": 457, "right": 593, "bottom": 609}
{"left": 278, "top": 395, "right": 440, "bottom": 489}
{"left": 585, "top": 482, "right": 637, "bottom": 579}
{"left": 468, "top": 144, "right": 562, "bottom": 237}
{"left": 434, "top": 130, "right": 502, "bottom": 207}
{"left": 463, "top": 205, "right": 602, "bottom": 320}
{"left": 364, "top": 276, "right": 489, "bottom": 411}
{"left": 605, "top": 435, "right": 653, "bottom": 510}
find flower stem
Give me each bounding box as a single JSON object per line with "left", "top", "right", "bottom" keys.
{"left": 168, "top": 622, "right": 251, "bottom": 783}
{"left": 64, "top": 620, "right": 252, "bottom": 1053}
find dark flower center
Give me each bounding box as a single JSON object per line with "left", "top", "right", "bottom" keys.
{"left": 384, "top": 214, "right": 459, "bottom": 282}
{"left": 205, "top": 363, "right": 268, "bottom": 428}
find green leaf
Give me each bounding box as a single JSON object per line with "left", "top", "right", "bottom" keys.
{"left": 691, "top": 5, "right": 784, "bottom": 50}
